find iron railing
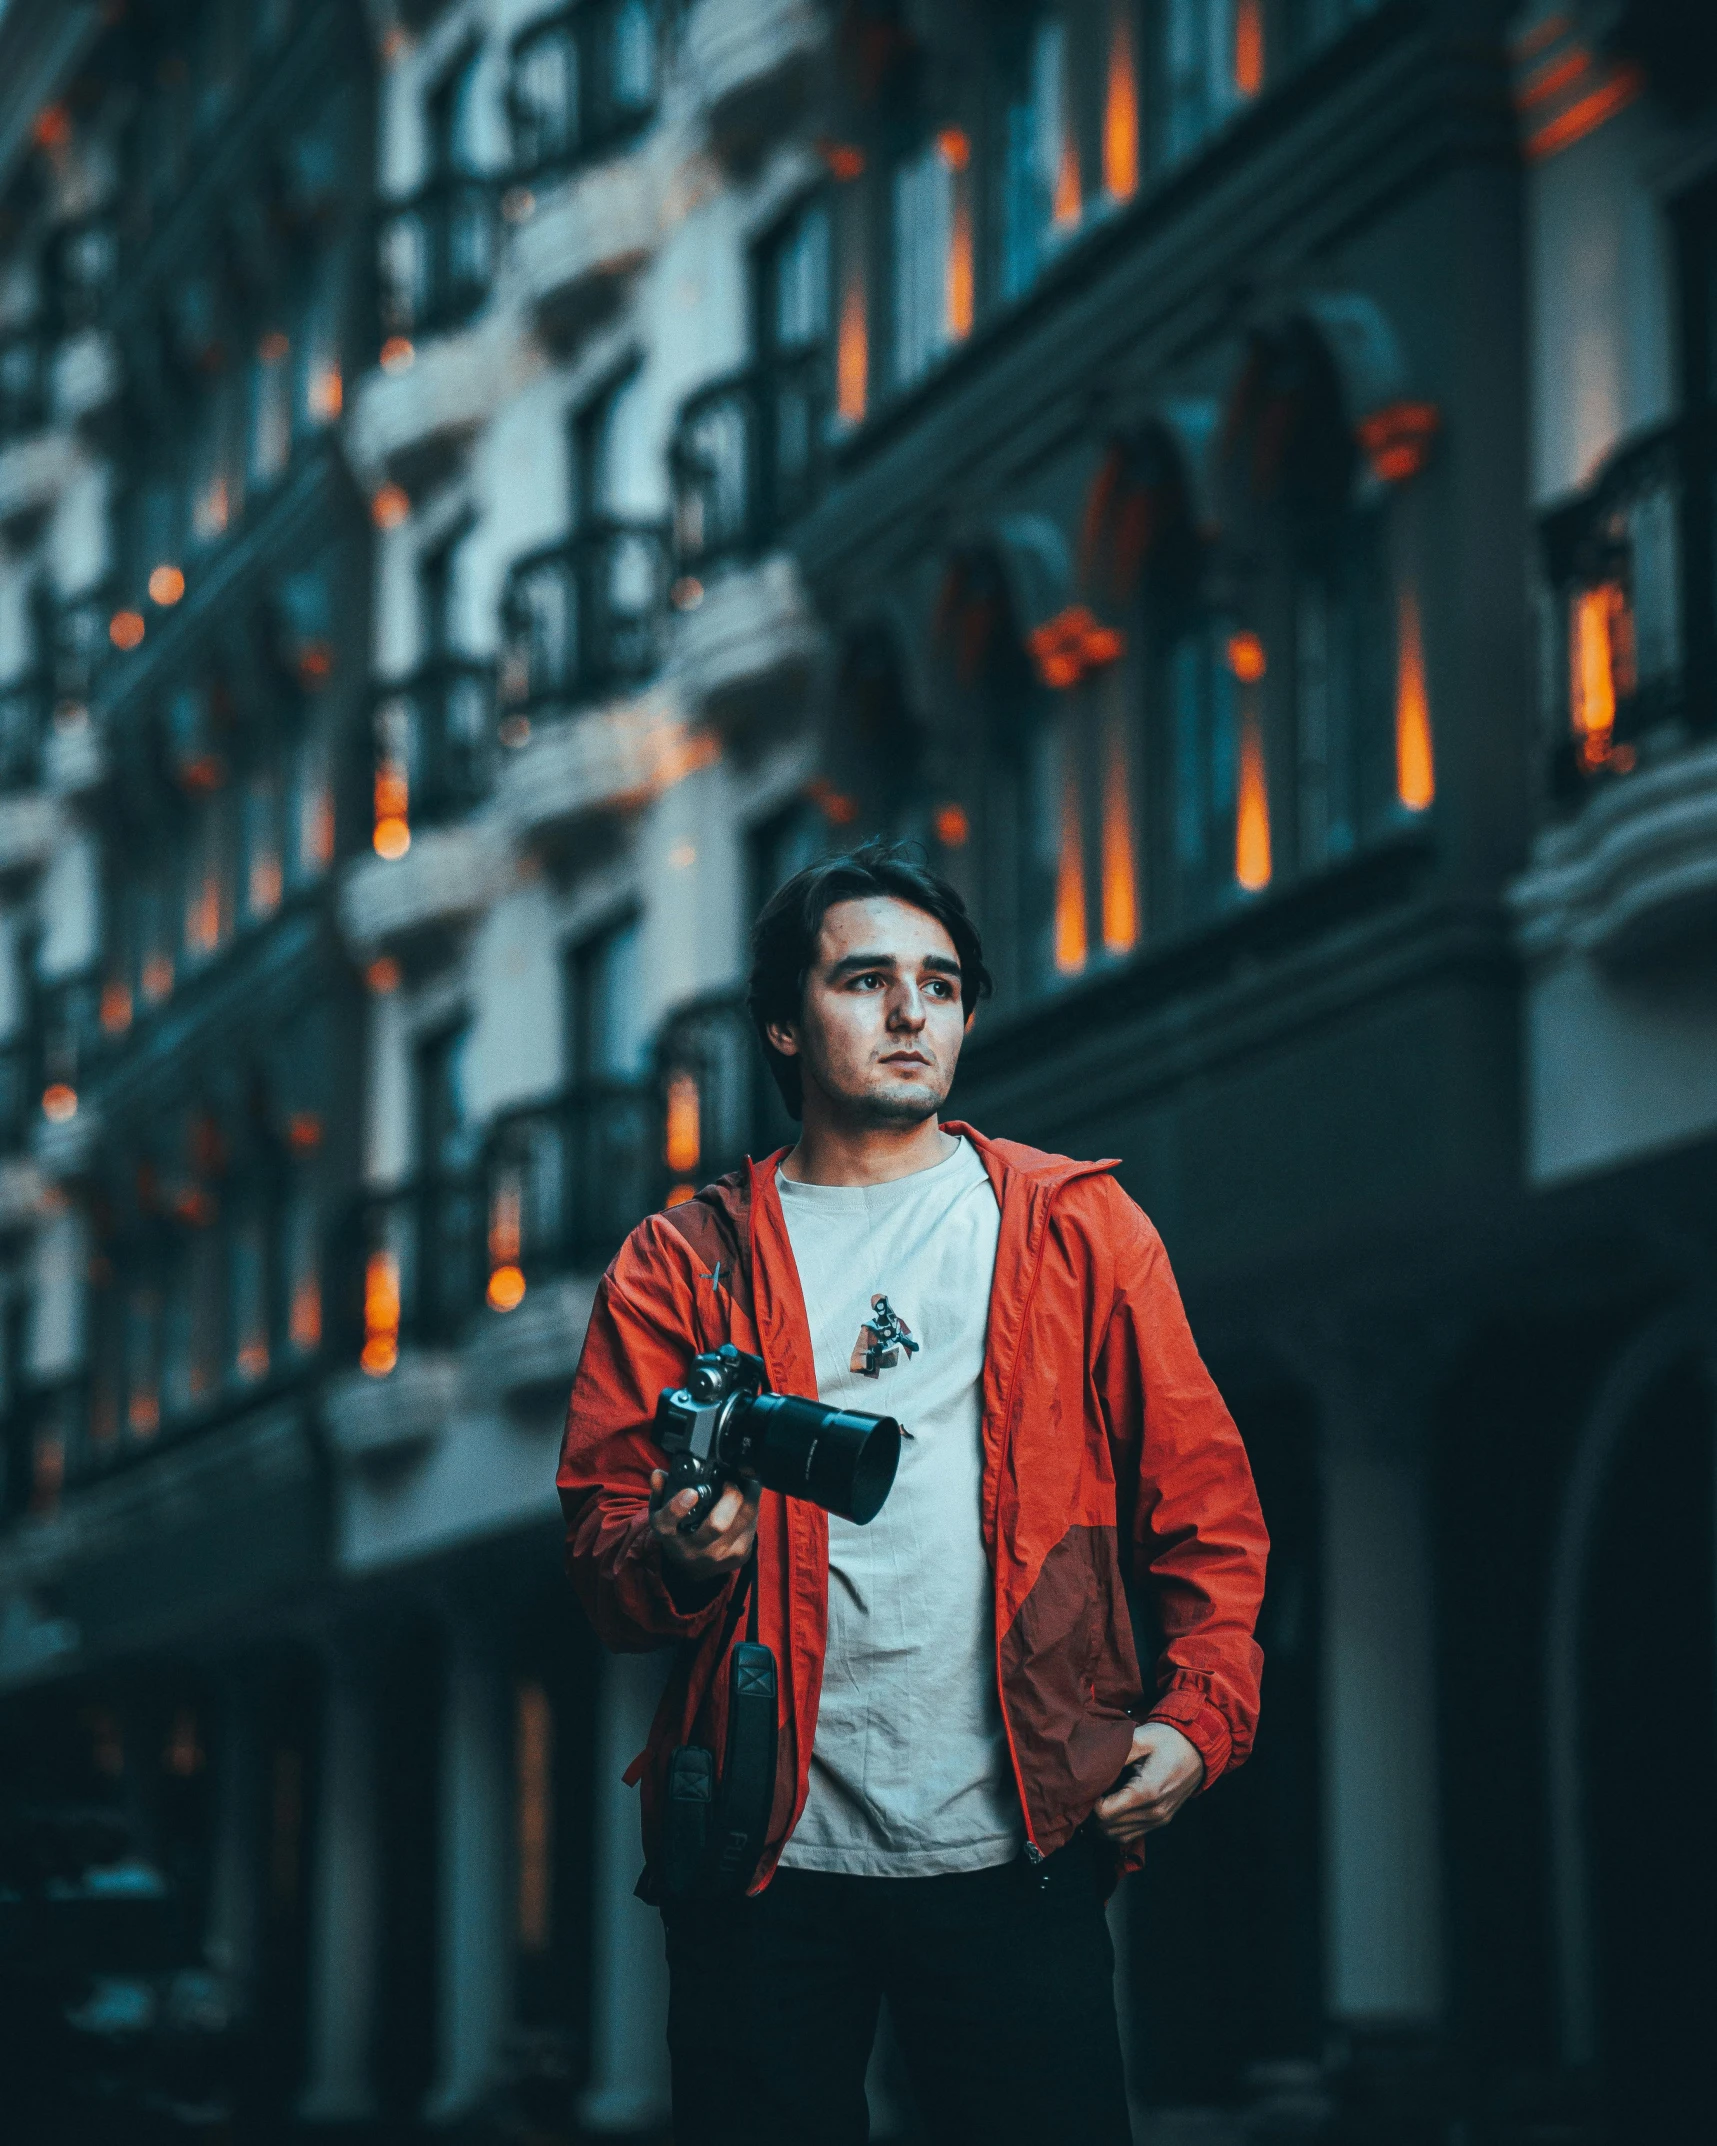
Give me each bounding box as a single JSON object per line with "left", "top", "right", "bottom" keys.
{"left": 481, "top": 1081, "right": 655, "bottom": 1297}
{"left": 371, "top": 656, "right": 497, "bottom": 831}
{"left": 655, "top": 990, "right": 792, "bottom": 1195}
{"left": 1538, "top": 417, "right": 1713, "bottom": 806}
{"left": 508, "top": 0, "right": 660, "bottom": 178}
{"left": 377, "top": 173, "right": 500, "bottom": 341}
{"left": 352, "top": 1174, "right": 485, "bottom": 1357}
{"left": 498, "top": 518, "right": 671, "bottom": 720}
{"left": 670, "top": 347, "right": 831, "bottom": 574}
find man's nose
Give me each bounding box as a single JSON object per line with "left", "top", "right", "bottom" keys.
{"left": 888, "top": 982, "right": 928, "bottom": 1028}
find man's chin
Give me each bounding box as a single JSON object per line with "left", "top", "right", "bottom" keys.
{"left": 834, "top": 1078, "right": 945, "bottom": 1129}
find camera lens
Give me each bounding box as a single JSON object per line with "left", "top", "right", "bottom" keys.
{"left": 734, "top": 1393, "right": 901, "bottom": 1525}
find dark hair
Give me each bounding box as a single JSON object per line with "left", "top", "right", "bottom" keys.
{"left": 746, "top": 840, "right": 993, "bottom": 1119}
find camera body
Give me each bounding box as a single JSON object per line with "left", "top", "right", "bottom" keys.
{"left": 654, "top": 1343, "right": 901, "bottom": 1531}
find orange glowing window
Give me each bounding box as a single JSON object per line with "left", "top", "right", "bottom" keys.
{"left": 100, "top": 979, "right": 133, "bottom": 1035}
{"left": 517, "top": 1681, "right": 554, "bottom": 1952}
{"left": 372, "top": 483, "right": 410, "bottom": 530}
{"left": 946, "top": 154, "right": 975, "bottom": 344}
{"left": 149, "top": 564, "right": 186, "bottom": 607}
{"left": 934, "top": 802, "right": 970, "bottom": 849}
{"left": 361, "top": 1249, "right": 401, "bottom": 1377}
{"left": 838, "top": 265, "right": 868, "bottom": 427}
{"left": 129, "top": 1386, "right": 160, "bottom": 1437}
{"left": 110, "top": 609, "right": 145, "bottom": 652}
{"left": 142, "top": 952, "right": 175, "bottom": 1004}
{"left": 308, "top": 362, "right": 343, "bottom": 422}
{"left": 1100, "top": 699, "right": 1138, "bottom": 955}
{"left": 823, "top": 140, "right": 866, "bottom": 181}
{"left": 666, "top": 1183, "right": 696, "bottom": 1207}
{"left": 1104, "top": 0, "right": 1139, "bottom": 202}
{"left": 1234, "top": 0, "right": 1265, "bottom": 100}
{"left": 1053, "top": 762, "right": 1088, "bottom": 976}
{"left": 1571, "top": 583, "right": 1626, "bottom": 769}
{"left": 665, "top": 1073, "right": 701, "bottom": 1177}
{"left": 1235, "top": 703, "right": 1272, "bottom": 892}
{"left": 249, "top": 848, "right": 283, "bottom": 917}
{"left": 488, "top": 1175, "right": 527, "bottom": 1312}
{"left": 42, "top": 1082, "right": 77, "bottom": 1124}
{"left": 186, "top": 873, "right": 223, "bottom": 956}
{"left": 289, "top": 1274, "right": 322, "bottom": 1353}
{"left": 374, "top": 761, "right": 411, "bottom": 860}
{"left": 380, "top": 335, "right": 415, "bottom": 373}
{"left": 237, "top": 1335, "right": 269, "bottom": 1383}
{"left": 1226, "top": 631, "right": 1266, "bottom": 683}
{"left": 366, "top": 957, "right": 402, "bottom": 995}
{"left": 1053, "top": 132, "right": 1081, "bottom": 231}
{"left": 1395, "top": 587, "right": 1435, "bottom": 811}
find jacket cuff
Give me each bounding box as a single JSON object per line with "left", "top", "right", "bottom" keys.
{"left": 1146, "top": 1690, "right": 1233, "bottom": 1790}
{"left": 625, "top": 1513, "right": 735, "bottom": 1637}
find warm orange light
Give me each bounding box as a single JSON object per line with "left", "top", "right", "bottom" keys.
{"left": 489, "top": 1177, "right": 523, "bottom": 1266}
{"left": 148, "top": 564, "right": 186, "bottom": 606}
{"left": 374, "top": 817, "right": 410, "bottom": 859}
{"left": 1100, "top": 721, "right": 1138, "bottom": 954}
{"left": 128, "top": 1389, "right": 160, "bottom": 1437}
{"left": 1571, "top": 583, "right": 1621, "bottom": 767}
{"left": 487, "top": 1263, "right": 527, "bottom": 1313}
{"left": 100, "top": 979, "right": 133, "bottom": 1034}
{"left": 806, "top": 777, "right": 859, "bottom": 825}
{"left": 1053, "top": 132, "right": 1082, "bottom": 230}
{"left": 934, "top": 802, "right": 970, "bottom": 848}
{"left": 1526, "top": 63, "right": 1643, "bottom": 161}
{"left": 237, "top": 1337, "right": 270, "bottom": 1383}
{"left": 289, "top": 1274, "right": 323, "bottom": 1352}
{"left": 288, "top": 1112, "right": 323, "bottom": 1152}
{"left": 1053, "top": 771, "right": 1088, "bottom": 976}
{"left": 1358, "top": 401, "right": 1441, "bottom": 485}
{"left": 259, "top": 329, "right": 290, "bottom": 363}
{"left": 947, "top": 176, "right": 974, "bottom": 342}
{"left": 1226, "top": 631, "right": 1267, "bottom": 683}
{"left": 1235, "top": 0, "right": 1265, "bottom": 99}
{"left": 187, "top": 875, "right": 222, "bottom": 955}
{"left": 837, "top": 269, "right": 868, "bottom": 427}
{"left": 1030, "top": 607, "right": 1126, "bottom": 690}
{"left": 42, "top": 1082, "right": 78, "bottom": 1124}
{"left": 822, "top": 140, "right": 866, "bottom": 181}
{"left": 142, "top": 953, "right": 174, "bottom": 1003}
{"left": 380, "top": 336, "right": 416, "bottom": 373}
{"left": 196, "top": 476, "right": 230, "bottom": 540}
{"left": 301, "top": 781, "right": 336, "bottom": 873}
{"left": 366, "top": 956, "right": 402, "bottom": 995}
{"left": 249, "top": 851, "right": 283, "bottom": 915}
{"left": 110, "top": 609, "right": 146, "bottom": 651}
{"left": 666, "top": 1183, "right": 696, "bottom": 1207}
{"left": 937, "top": 128, "right": 970, "bottom": 172}
{"left": 372, "top": 483, "right": 410, "bottom": 529}
{"left": 374, "top": 761, "right": 410, "bottom": 857}
{"left": 1395, "top": 586, "right": 1435, "bottom": 811}
{"left": 32, "top": 104, "right": 71, "bottom": 150}
{"left": 361, "top": 1249, "right": 401, "bottom": 1377}
{"left": 665, "top": 1072, "right": 701, "bottom": 1176}
{"left": 1235, "top": 706, "right": 1272, "bottom": 892}
{"left": 1104, "top": 1, "right": 1139, "bottom": 201}
{"left": 309, "top": 363, "right": 343, "bottom": 421}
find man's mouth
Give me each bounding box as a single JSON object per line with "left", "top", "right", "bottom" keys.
{"left": 880, "top": 1051, "right": 931, "bottom": 1070}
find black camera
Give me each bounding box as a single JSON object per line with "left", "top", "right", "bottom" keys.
{"left": 654, "top": 1344, "right": 901, "bottom": 1532}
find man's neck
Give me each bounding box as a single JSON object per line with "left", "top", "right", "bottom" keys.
{"left": 779, "top": 1104, "right": 959, "bottom": 1187}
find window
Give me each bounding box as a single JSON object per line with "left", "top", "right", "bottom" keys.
{"left": 250, "top": 328, "right": 293, "bottom": 484}
{"left": 759, "top": 196, "right": 835, "bottom": 515}
{"left": 1166, "top": 0, "right": 1265, "bottom": 165}
{"left": 231, "top": 1206, "right": 270, "bottom": 1385}
{"left": 1002, "top": 14, "right": 1081, "bottom": 301}
{"left": 511, "top": 1, "right": 658, "bottom": 172}
{"left": 892, "top": 132, "right": 972, "bottom": 386}
{"left": 243, "top": 769, "right": 284, "bottom": 921}
{"left": 1032, "top": 661, "right": 1140, "bottom": 986}
{"left": 415, "top": 1023, "right": 481, "bottom": 1337}
{"left": 567, "top": 914, "right": 646, "bottom": 1085}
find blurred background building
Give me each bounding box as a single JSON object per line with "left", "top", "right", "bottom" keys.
{"left": 0, "top": 1, "right": 1710, "bottom": 2141}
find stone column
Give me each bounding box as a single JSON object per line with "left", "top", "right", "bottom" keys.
{"left": 1317, "top": 1344, "right": 1445, "bottom": 2026}
{"left": 204, "top": 1669, "right": 258, "bottom": 2001}
{"left": 578, "top": 1648, "right": 672, "bottom": 2133}
{"left": 425, "top": 1614, "right": 513, "bottom": 2122}
{"left": 298, "top": 1639, "right": 380, "bottom": 2123}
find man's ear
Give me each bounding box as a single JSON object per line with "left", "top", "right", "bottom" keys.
{"left": 766, "top": 1019, "right": 800, "bottom": 1059}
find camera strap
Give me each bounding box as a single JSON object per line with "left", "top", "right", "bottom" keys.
{"left": 659, "top": 1547, "right": 777, "bottom": 1899}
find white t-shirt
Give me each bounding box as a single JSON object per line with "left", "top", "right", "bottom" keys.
{"left": 775, "top": 1135, "right": 1023, "bottom": 1876}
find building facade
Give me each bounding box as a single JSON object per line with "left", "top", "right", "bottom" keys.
{"left": 0, "top": 1, "right": 1711, "bottom": 2141}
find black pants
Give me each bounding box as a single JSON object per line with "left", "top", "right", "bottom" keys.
{"left": 662, "top": 1838, "right": 1133, "bottom": 2146}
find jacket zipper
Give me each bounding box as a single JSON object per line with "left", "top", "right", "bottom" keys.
{"left": 988, "top": 1180, "right": 1059, "bottom": 1870}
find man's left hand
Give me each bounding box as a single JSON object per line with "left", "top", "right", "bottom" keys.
{"left": 1093, "top": 1722, "right": 1205, "bottom": 1846}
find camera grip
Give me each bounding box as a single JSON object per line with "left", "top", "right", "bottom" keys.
{"left": 663, "top": 1451, "right": 719, "bottom": 1535}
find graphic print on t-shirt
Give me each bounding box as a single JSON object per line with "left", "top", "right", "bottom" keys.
{"left": 849, "top": 1292, "right": 920, "bottom": 1378}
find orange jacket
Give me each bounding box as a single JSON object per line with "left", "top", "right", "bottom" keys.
{"left": 556, "top": 1125, "right": 1268, "bottom": 1887}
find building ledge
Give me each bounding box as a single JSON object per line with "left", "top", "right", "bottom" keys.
{"left": 323, "top": 1352, "right": 460, "bottom": 1470}
{"left": 464, "top": 1273, "right": 599, "bottom": 1403}
{"left": 0, "top": 790, "right": 60, "bottom": 883}
{"left": 511, "top": 150, "right": 666, "bottom": 347}
{"left": 345, "top": 320, "right": 503, "bottom": 494}
{"left": 686, "top": 0, "right": 826, "bottom": 163}
{"left": 496, "top": 689, "right": 706, "bottom": 853}
{"left": 671, "top": 554, "right": 824, "bottom": 735}
{"left": 1510, "top": 736, "right": 1717, "bottom": 967}
{"left": 338, "top": 820, "right": 506, "bottom": 964}
{"left": 44, "top": 712, "right": 106, "bottom": 798}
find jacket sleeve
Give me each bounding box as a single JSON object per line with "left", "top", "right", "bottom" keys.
{"left": 1093, "top": 1184, "right": 1268, "bottom": 1788}
{"left": 556, "top": 1214, "right": 737, "bottom": 1653}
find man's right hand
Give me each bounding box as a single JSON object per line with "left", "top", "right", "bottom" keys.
{"left": 649, "top": 1468, "right": 760, "bottom": 1587}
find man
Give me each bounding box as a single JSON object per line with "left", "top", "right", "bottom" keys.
{"left": 558, "top": 843, "right": 1267, "bottom": 2145}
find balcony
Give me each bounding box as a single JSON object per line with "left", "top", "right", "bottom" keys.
{"left": 1512, "top": 735, "right": 1717, "bottom": 967}
{"left": 323, "top": 1350, "right": 461, "bottom": 1469}
{"left": 0, "top": 673, "right": 58, "bottom": 881}
{"left": 672, "top": 553, "right": 824, "bottom": 732}
{"left": 378, "top": 174, "right": 499, "bottom": 344}
{"left": 372, "top": 656, "right": 498, "bottom": 831}
{"left": 468, "top": 1083, "right": 652, "bottom": 1394}
{"left": 671, "top": 355, "right": 830, "bottom": 574}
{"left": 497, "top": 694, "right": 703, "bottom": 853}
{"left": 508, "top": 1, "right": 659, "bottom": 182}
{"left": 347, "top": 322, "right": 496, "bottom": 493}
{"left": 339, "top": 820, "right": 504, "bottom": 965}
{"left": 685, "top": 0, "right": 827, "bottom": 164}
{"left": 499, "top": 519, "right": 671, "bottom": 723}
{"left": 510, "top": 149, "right": 665, "bottom": 345}
{"left": 656, "top": 990, "right": 793, "bottom": 1186}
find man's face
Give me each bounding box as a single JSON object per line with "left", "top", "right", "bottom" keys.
{"left": 767, "top": 896, "right": 971, "bottom": 1128}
